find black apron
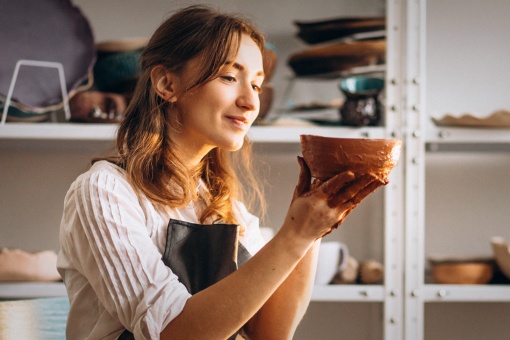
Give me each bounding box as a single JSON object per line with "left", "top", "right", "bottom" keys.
{"left": 118, "top": 218, "right": 251, "bottom": 339}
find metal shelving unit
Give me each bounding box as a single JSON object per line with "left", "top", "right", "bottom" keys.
{"left": 404, "top": 0, "right": 510, "bottom": 339}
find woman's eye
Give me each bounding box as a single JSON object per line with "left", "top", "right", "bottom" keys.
{"left": 252, "top": 84, "right": 262, "bottom": 93}
{"left": 221, "top": 76, "right": 236, "bottom": 82}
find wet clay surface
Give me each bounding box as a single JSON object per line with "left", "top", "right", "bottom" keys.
{"left": 300, "top": 135, "right": 402, "bottom": 181}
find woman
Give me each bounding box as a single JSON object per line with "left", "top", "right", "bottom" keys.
{"left": 57, "top": 5, "right": 383, "bottom": 339}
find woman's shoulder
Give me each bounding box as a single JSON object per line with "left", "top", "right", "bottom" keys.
{"left": 89, "top": 159, "right": 126, "bottom": 176}
{"left": 70, "top": 160, "right": 131, "bottom": 194}
{"left": 65, "top": 160, "right": 146, "bottom": 218}
{"left": 75, "top": 160, "right": 126, "bottom": 183}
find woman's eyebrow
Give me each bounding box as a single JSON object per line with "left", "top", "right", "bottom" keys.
{"left": 229, "top": 62, "right": 265, "bottom": 77}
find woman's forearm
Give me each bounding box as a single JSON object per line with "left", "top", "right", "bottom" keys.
{"left": 244, "top": 240, "right": 321, "bottom": 339}
{"left": 160, "top": 228, "right": 314, "bottom": 340}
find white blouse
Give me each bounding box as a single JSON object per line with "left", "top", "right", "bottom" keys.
{"left": 57, "top": 160, "right": 266, "bottom": 339}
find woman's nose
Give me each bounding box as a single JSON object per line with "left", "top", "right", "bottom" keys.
{"left": 236, "top": 84, "right": 259, "bottom": 112}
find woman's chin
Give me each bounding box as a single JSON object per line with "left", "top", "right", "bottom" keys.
{"left": 223, "top": 137, "right": 246, "bottom": 152}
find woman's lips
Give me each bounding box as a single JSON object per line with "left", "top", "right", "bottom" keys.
{"left": 226, "top": 115, "right": 250, "bottom": 130}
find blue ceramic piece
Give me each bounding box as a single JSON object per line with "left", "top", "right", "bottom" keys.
{"left": 0, "top": 100, "right": 51, "bottom": 122}
{"left": 339, "top": 76, "right": 384, "bottom": 94}
{"left": 93, "top": 49, "right": 142, "bottom": 93}
{"left": 338, "top": 76, "right": 384, "bottom": 127}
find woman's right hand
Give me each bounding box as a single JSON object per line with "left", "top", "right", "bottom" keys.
{"left": 282, "top": 156, "right": 387, "bottom": 242}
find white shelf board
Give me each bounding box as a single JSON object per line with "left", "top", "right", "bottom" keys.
{"left": 248, "top": 126, "right": 385, "bottom": 142}
{"left": 0, "top": 282, "right": 67, "bottom": 299}
{"left": 311, "top": 284, "right": 384, "bottom": 302}
{"left": 423, "top": 284, "right": 510, "bottom": 302}
{"left": 0, "top": 122, "right": 118, "bottom": 140}
{"left": 0, "top": 281, "right": 385, "bottom": 302}
{"left": 0, "top": 122, "right": 386, "bottom": 143}
{"left": 426, "top": 126, "right": 510, "bottom": 144}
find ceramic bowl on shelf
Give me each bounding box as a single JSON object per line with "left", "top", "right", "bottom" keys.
{"left": 339, "top": 76, "right": 384, "bottom": 94}
{"left": 338, "top": 76, "right": 384, "bottom": 127}
{"left": 287, "top": 39, "right": 386, "bottom": 77}
{"left": 491, "top": 237, "right": 510, "bottom": 280}
{"left": 428, "top": 257, "right": 494, "bottom": 285}
{"left": 0, "top": 100, "right": 51, "bottom": 122}
{"left": 294, "top": 16, "right": 386, "bottom": 44}
{"left": 93, "top": 38, "right": 148, "bottom": 94}
{"left": 431, "top": 110, "right": 510, "bottom": 128}
{"left": 300, "top": 135, "right": 402, "bottom": 182}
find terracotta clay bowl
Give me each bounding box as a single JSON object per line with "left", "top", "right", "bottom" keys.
{"left": 300, "top": 135, "right": 402, "bottom": 181}
{"left": 429, "top": 257, "right": 494, "bottom": 285}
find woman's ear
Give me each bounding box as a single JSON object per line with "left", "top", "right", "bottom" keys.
{"left": 150, "top": 65, "right": 178, "bottom": 102}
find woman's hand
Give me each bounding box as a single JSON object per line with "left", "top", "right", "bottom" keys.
{"left": 284, "top": 156, "right": 387, "bottom": 240}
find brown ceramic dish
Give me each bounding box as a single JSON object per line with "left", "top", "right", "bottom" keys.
{"left": 287, "top": 39, "right": 386, "bottom": 77}
{"left": 429, "top": 257, "right": 494, "bottom": 285}
{"left": 300, "top": 135, "right": 402, "bottom": 181}
{"left": 294, "top": 17, "right": 386, "bottom": 44}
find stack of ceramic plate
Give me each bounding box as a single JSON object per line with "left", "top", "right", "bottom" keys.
{"left": 287, "top": 16, "right": 386, "bottom": 77}
{"left": 294, "top": 16, "right": 385, "bottom": 44}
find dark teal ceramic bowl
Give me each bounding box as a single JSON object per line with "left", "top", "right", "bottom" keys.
{"left": 339, "top": 76, "right": 384, "bottom": 95}
{"left": 93, "top": 49, "right": 142, "bottom": 93}
{"left": 0, "top": 100, "right": 50, "bottom": 122}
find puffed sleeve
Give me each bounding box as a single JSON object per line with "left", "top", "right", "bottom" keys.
{"left": 60, "top": 164, "right": 191, "bottom": 339}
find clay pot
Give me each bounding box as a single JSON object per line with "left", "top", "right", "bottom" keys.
{"left": 69, "top": 91, "right": 127, "bottom": 123}
{"left": 429, "top": 258, "right": 494, "bottom": 285}
{"left": 359, "top": 260, "right": 384, "bottom": 284}
{"left": 339, "top": 76, "right": 384, "bottom": 127}
{"left": 300, "top": 135, "right": 402, "bottom": 181}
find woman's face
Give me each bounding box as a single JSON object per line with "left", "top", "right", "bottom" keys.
{"left": 170, "top": 34, "right": 264, "bottom": 158}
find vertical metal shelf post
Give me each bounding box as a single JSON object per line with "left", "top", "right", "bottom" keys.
{"left": 404, "top": 0, "right": 427, "bottom": 339}
{"left": 383, "top": 0, "right": 405, "bottom": 339}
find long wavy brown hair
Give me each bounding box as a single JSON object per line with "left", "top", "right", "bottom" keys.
{"left": 109, "top": 5, "right": 266, "bottom": 226}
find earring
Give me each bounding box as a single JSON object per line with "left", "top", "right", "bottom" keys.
{"left": 170, "top": 96, "right": 177, "bottom": 103}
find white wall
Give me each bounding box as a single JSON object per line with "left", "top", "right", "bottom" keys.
{"left": 426, "top": 0, "right": 510, "bottom": 118}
